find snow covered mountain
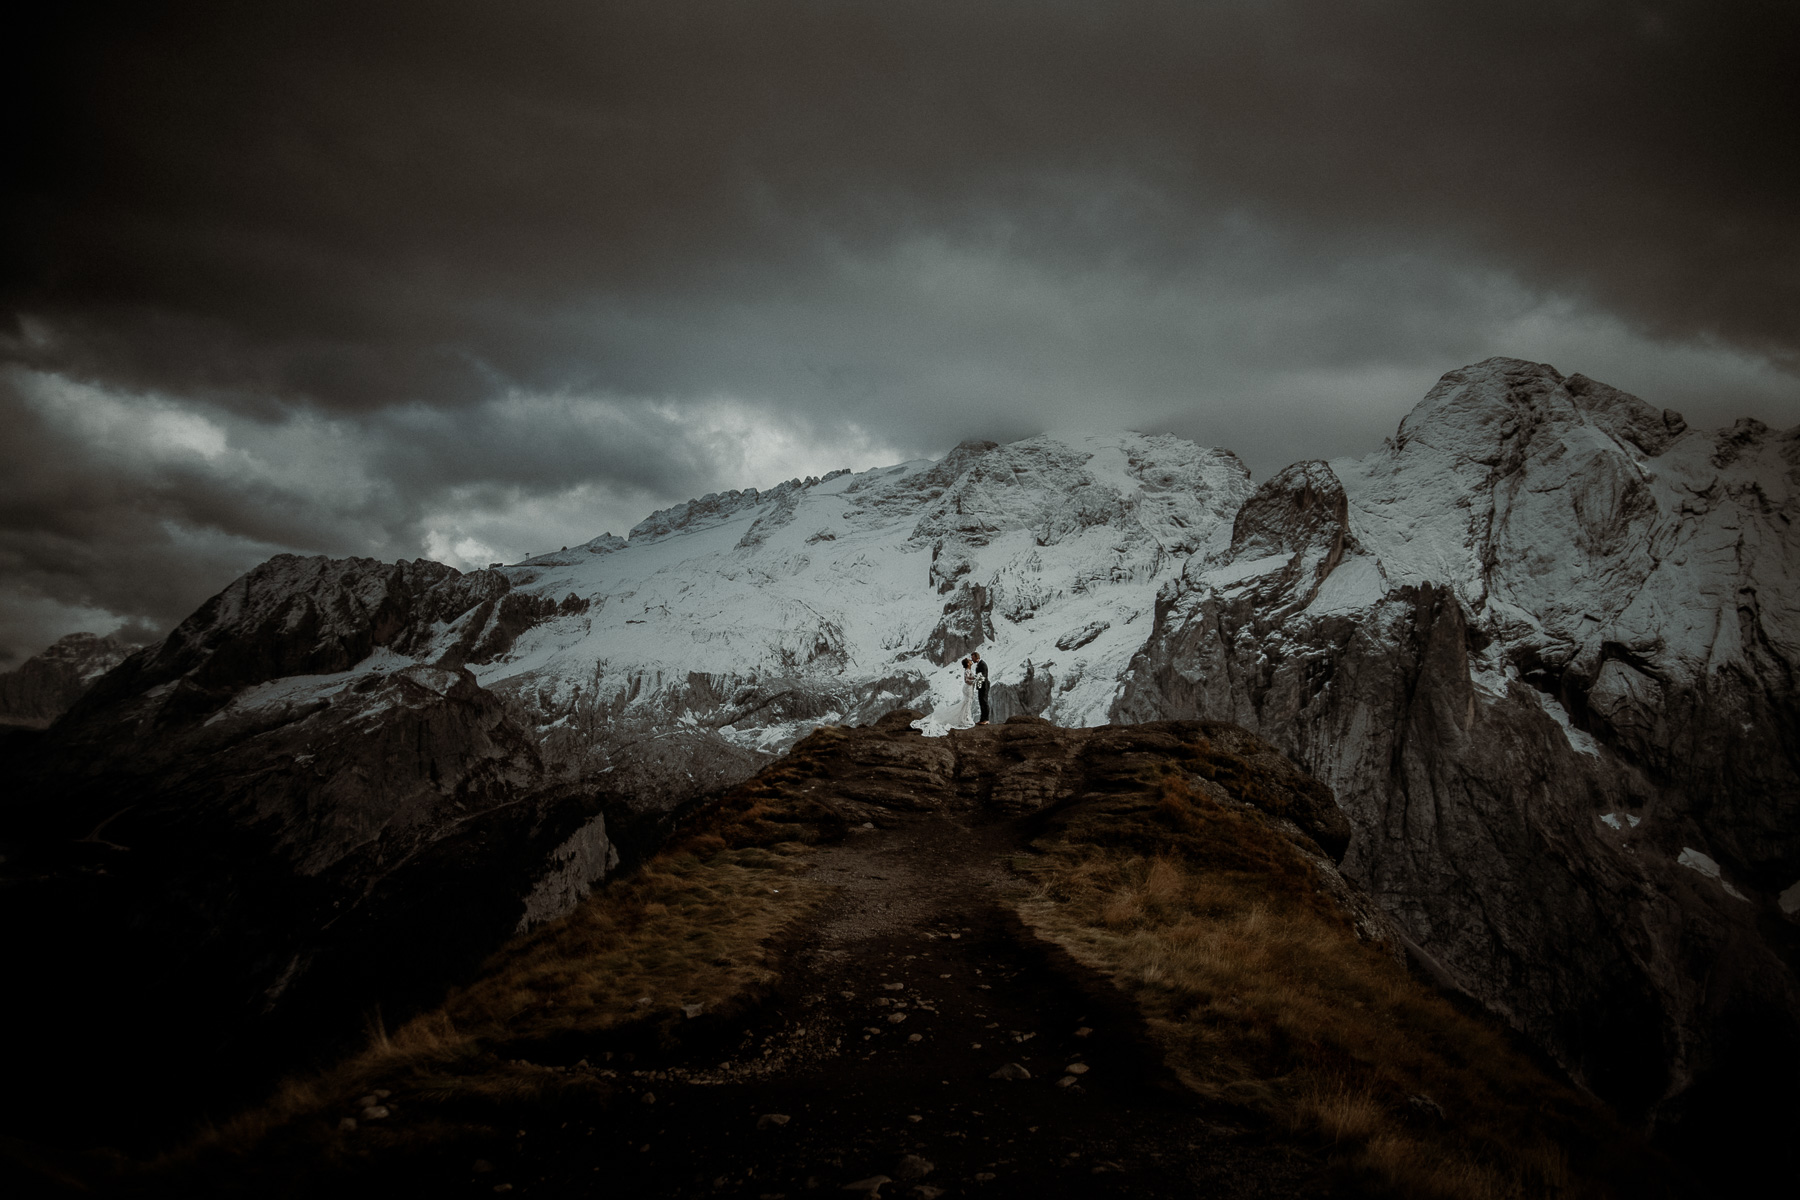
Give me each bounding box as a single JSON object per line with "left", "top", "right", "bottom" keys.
{"left": 479, "top": 430, "right": 1252, "bottom": 761}
{"left": 54, "top": 430, "right": 1251, "bottom": 811}
{"left": 12, "top": 359, "right": 1796, "bottom": 1153}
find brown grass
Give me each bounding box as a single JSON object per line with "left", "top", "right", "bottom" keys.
{"left": 136, "top": 721, "right": 1669, "bottom": 1197}
{"left": 150, "top": 756, "right": 848, "bottom": 1185}
{"left": 1016, "top": 767, "right": 1667, "bottom": 1200}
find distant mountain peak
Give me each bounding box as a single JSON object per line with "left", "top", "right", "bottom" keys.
{"left": 0, "top": 630, "right": 140, "bottom": 727}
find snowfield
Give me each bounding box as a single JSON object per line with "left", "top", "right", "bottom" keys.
{"left": 456, "top": 430, "right": 1253, "bottom": 747}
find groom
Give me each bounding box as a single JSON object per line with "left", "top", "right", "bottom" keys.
{"left": 971, "top": 651, "right": 991, "bottom": 725}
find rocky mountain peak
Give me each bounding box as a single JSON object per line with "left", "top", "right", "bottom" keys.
{"left": 1565, "top": 371, "right": 1688, "bottom": 456}
{"left": 70, "top": 554, "right": 510, "bottom": 727}
{"left": 1122, "top": 360, "right": 1799, "bottom": 1157}
{"left": 0, "top": 630, "right": 139, "bottom": 727}
{"left": 1393, "top": 356, "right": 1686, "bottom": 472}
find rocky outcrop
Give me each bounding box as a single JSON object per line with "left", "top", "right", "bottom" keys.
{"left": 739, "top": 710, "right": 1351, "bottom": 869}
{"left": 1116, "top": 358, "right": 1800, "bottom": 1160}
{"left": 0, "top": 631, "right": 137, "bottom": 726}
{"left": 923, "top": 582, "right": 993, "bottom": 664}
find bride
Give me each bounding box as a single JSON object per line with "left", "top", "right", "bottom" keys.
{"left": 952, "top": 657, "right": 978, "bottom": 727}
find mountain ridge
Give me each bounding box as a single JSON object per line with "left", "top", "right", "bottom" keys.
{"left": 1118, "top": 357, "right": 1800, "bottom": 1156}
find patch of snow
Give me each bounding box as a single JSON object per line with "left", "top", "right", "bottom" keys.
{"left": 1677, "top": 847, "right": 1750, "bottom": 902}
{"left": 1600, "top": 813, "right": 1622, "bottom": 831}
{"left": 1039, "top": 430, "right": 1143, "bottom": 497}
{"left": 1677, "top": 847, "right": 1722, "bottom": 878}
{"left": 1467, "top": 655, "right": 1514, "bottom": 701}
{"left": 352, "top": 647, "right": 416, "bottom": 673}
{"left": 812, "top": 469, "right": 859, "bottom": 496}
{"left": 1304, "top": 554, "right": 1386, "bottom": 617}
{"left": 204, "top": 669, "right": 357, "bottom": 722}
{"left": 1529, "top": 689, "right": 1602, "bottom": 757}
{"left": 1204, "top": 552, "right": 1295, "bottom": 589}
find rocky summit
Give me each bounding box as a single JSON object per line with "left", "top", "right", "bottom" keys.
{"left": 1117, "top": 359, "right": 1800, "bottom": 1153}
{"left": 1, "top": 357, "right": 1795, "bottom": 1189}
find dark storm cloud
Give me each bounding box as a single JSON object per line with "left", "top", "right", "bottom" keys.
{"left": 2, "top": 0, "right": 1797, "bottom": 660}
{"left": 0, "top": 371, "right": 369, "bottom": 643}
{"left": 12, "top": 0, "right": 1799, "bottom": 399}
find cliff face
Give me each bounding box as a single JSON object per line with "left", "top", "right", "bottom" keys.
{"left": 1115, "top": 358, "right": 1800, "bottom": 1150}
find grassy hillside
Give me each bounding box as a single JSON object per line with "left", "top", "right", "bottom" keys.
{"left": 1015, "top": 741, "right": 1671, "bottom": 1199}
{"left": 126, "top": 752, "right": 852, "bottom": 1192}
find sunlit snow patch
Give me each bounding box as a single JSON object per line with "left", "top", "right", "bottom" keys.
{"left": 1599, "top": 812, "right": 1641, "bottom": 831}
{"left": 1677, "top": 847, "right": 1749, "bottom": 902}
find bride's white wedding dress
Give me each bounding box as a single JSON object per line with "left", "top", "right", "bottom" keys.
{"left": 952, "top": 669, "right": 978, "bottom": 727}
{"left": 912, "top": 667, "right": 981, "bottom": 736}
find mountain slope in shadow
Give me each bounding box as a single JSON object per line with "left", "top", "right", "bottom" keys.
{"left": 38, "top": 713, "right": 1680, "bottom": 1200}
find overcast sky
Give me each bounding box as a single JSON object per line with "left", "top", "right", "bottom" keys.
{"left": 2, "top": 1, "right": 1796, "bottom": 663}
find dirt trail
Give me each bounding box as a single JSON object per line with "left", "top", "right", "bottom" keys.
{"left": 448, "top": 811, "right": 1330, "bottom": 1198}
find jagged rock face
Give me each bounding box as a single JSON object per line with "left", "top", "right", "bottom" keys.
{"left": 69, "top": 553, "right": 507, "bottom": 721}
{"left": 769, "top": 709, "right": 1352, "bottom": 869}
{"left": 0, "top": 631, "right": 136, "bottom": 726}
{"left": 1116, "top": 357, "right": 1800, "bottom": 1148}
